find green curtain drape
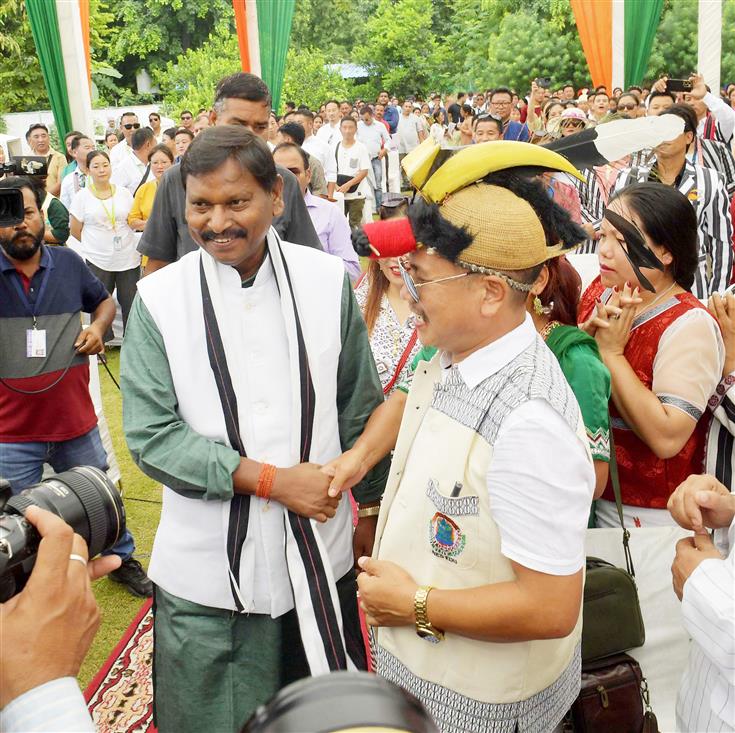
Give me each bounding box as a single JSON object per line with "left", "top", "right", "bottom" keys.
{"left": 26, "top": 0, "right": 72, "bottom": 142}
{"left": 256, "top": 0, "right": 295, "bottom": 111}
{"left": 624, "top": 0, "right": 663, "bottom": 88}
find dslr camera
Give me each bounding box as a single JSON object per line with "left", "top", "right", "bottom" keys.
{"left": 0, "top": 157, "right": 48, "bottom": 227}
{"left": 0, "top": 467, "right": 126, "bottom": 602}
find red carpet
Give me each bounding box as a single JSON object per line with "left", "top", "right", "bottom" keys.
{"left": 84, "top": 599, "right": 155, "bottom": 733}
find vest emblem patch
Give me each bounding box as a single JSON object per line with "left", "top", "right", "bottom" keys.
{"left": 429, "top": 512, "right": 465, "bottom": 562}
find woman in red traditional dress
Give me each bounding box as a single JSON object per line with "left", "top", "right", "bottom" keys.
{"left": 579, "top": 183, "right": 724, "bottom": 527}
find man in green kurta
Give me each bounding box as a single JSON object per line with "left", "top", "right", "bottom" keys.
{"left": 120, "top": 126, "right": 387, "bottom": 732}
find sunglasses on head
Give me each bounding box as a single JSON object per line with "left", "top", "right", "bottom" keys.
{"left": 476, "top": 112, "right": 502, "bottom": 122}
{"left": 123, "top": 123, "right": 141, "bottom": 130}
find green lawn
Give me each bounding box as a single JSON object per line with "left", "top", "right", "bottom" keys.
{"left": 78, "top": 347, "right": 162, "bottom": 689}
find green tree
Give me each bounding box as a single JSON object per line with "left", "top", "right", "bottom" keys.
{"left": 282, "top": 47, "right": 351, "bottom": 111}
{"left": 0, "top": 0, "right": 48, "bottom": 112}
{"left": 485, "top": 8, "right": 588, "bottom": 93}
{"left": 153, "top": 31, "right": 240, "bottom": 116}
{"left": 354, "top": 0, "right": 443, "bottom": 98}
{"left": 645, "top": 0, "right": 698, "bottom": 82}
{"left": 291, "top": 0, "right": 380, "bottom": 59}
{"left": 105, "top": 0, "right": 233, "bottom": 92}
{"left": 718, "top": 0, "right": 735, "bottom": 86}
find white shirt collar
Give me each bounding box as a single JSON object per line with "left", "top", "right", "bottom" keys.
{"left": 440, "top": 313, "right": 536, "bottom": 389}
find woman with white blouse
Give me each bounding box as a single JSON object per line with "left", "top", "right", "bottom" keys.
{"left": 355, "top": 255, "right": 420, "bottom": 398}
{"left": 70, "top": 149, "right": 140, "bottom": 337}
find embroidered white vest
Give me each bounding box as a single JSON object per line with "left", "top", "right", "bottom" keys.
{"left": 374, "top": 339, "right": 589, "bottom": 705}
{"left": 137, "top": 238, "right": 350, "bottom": 612}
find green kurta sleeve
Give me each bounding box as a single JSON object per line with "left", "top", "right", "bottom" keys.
{"left": 547, "top": 327, "right": 612, "bottom": 463}
{"left": 336, "top": 274, "right": 389, "bottom": 503}
{"left": 397, "top": 345, "right": 438, "bottom": 394}
{"left": 120, "top": 295, "right": 242, "bottom": 501}
{"left": 47, "top": 197, "right": 70, "bottom": 244}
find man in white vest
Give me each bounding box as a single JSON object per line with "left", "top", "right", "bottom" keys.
{"left": 349, "top": 171, "right": 596, "bottom": 732}
{"left": 119, "top": 126, "right": 387, "bottom": 732}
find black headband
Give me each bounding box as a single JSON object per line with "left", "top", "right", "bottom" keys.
{"left": 603, "top": 208, "right": 664, "bottom": 292}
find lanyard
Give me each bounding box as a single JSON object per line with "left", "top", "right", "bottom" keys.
{"left": 9, "top": 250, "right": 53, "bottom": 328}
{"left": 89, "top": 184, "right": 117, "bottom": 231}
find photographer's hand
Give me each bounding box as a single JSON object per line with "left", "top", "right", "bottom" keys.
{"left": 75, "top": 323, "right": 105, "bottom": 355}
{"left": 0, "top": 506, "right": 120, "bottom": 708}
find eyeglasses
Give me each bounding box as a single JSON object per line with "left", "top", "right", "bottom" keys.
{"left": 617, "top": 104, "right": 638, "bottom": 111}
{"left": 398, "top": 259, "right": 470, "bottom": 303}
{"left": 123, "top": 123, "right": 140, "bottom": 130}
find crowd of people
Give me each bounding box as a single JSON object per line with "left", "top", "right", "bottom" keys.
{"left": 0, "top": 69, "right": 734, "bottom": 733}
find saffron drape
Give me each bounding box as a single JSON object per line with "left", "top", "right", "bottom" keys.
{"left": 570, "top": 0, "right": 612, "bottom": 92}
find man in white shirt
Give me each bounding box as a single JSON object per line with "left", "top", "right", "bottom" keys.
{"left": 148, "top": 111, "right": 164, "bottom": 143}
{"left": 396, "top": 99, "right": 426, "bottom": 155}
{"left": 335, "top": 117, "right": 370, "bottom": 228}
{"left": 294, "top": 109, "right": 337, "bottom": 197}
{"left": 326, "top": 160, "right": 594, "bottom": 732}
{"left": 59, "top": 135, "right": 95, "bottom": 210}
{"left": 111, "top": 127, "right": 155, "bottom": 196}
{"left": 273, "top": 142, "right": 360, "bottom": 281}
{"left": 668, "top": 475, "right": 735, "bottom": 732}
{"left": 316, "top": 99, "right": 343, "bottom": 147}
{"left": 109, "top": 111, "right": 140, "bottom": 167}
{"left": 358, "top": 106, "right": 391, "bottom": 207}
{"left": 684, "top": 73, "right": 735, "bottom": 146}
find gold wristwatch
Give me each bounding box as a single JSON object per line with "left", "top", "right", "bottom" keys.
{"left": 414, "top": 586, "right": 444, "bottom": 643}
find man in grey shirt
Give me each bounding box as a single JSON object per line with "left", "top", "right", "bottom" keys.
{"left": 140, "top": 73, "right": 321, "bottom": 272}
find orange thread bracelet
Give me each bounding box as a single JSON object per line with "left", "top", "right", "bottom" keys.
{"left": 256, "top": 463, "right": 276, "bottom": 501}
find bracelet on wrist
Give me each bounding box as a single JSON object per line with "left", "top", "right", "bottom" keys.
{"left": 357, "top": 505, "right": 381, "bottom": 519}
{"left": 256, "top": 463, "right": 276, "bottom": 502}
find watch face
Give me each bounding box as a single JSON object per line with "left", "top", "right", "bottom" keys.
{"left": 417, "top": 627, "right": 442, "bottom": 644}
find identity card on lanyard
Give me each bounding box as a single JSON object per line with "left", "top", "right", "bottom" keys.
{"left": 93, "top": 184, "right": 122, "bottom": 251}
{"left": 11, "top": 252, "right": 53, "bottom": 358}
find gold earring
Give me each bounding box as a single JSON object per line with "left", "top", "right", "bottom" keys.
{"left": 533, "top": 295, "right": 545, "bottom": 315}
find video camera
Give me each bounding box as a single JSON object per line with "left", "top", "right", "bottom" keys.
{"left": 0, "top": 156, "right": 49, "bottom": 227}
{"left": 0, "top": 467, "right": 126, "bottom": 602}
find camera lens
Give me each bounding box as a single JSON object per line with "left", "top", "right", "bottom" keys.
{"left": 5, "top": 466, "right": 125, "bottom": 557}
{"left": 243, "top": 671, "right": 438, "bottom": 732}
{"left": 0, "top": 188, "right": 24, "bottom": 227}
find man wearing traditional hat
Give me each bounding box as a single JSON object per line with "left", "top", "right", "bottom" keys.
{"left": 342, "top": 143, "right": 596, "bottom": 732}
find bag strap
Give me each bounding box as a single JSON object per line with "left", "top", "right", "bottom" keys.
{"left": 133, "top": 163, "right": 151, "bottom": 197}
{"left": 382, "top": 328, "right": 418, "bottom": 395}
{"left": 608, "top": 429, "right": 636, "bottom": 577}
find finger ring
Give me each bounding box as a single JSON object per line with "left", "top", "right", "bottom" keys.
{"left": 69, "top": 553, "right": 87, "bottom": 566}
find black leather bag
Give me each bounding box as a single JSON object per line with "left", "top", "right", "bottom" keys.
{"left": 335, "top": 143, "right": 360, "bottom": 193}
{"left": 582, "top": 435, "right": 645, "bottom": 663}
{"left": 568, "top": 653, "right": 659, "bottom": 733}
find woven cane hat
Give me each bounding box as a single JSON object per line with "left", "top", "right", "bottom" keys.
{"left": 437, "top": 183, "right": 563, "bottom": 270}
